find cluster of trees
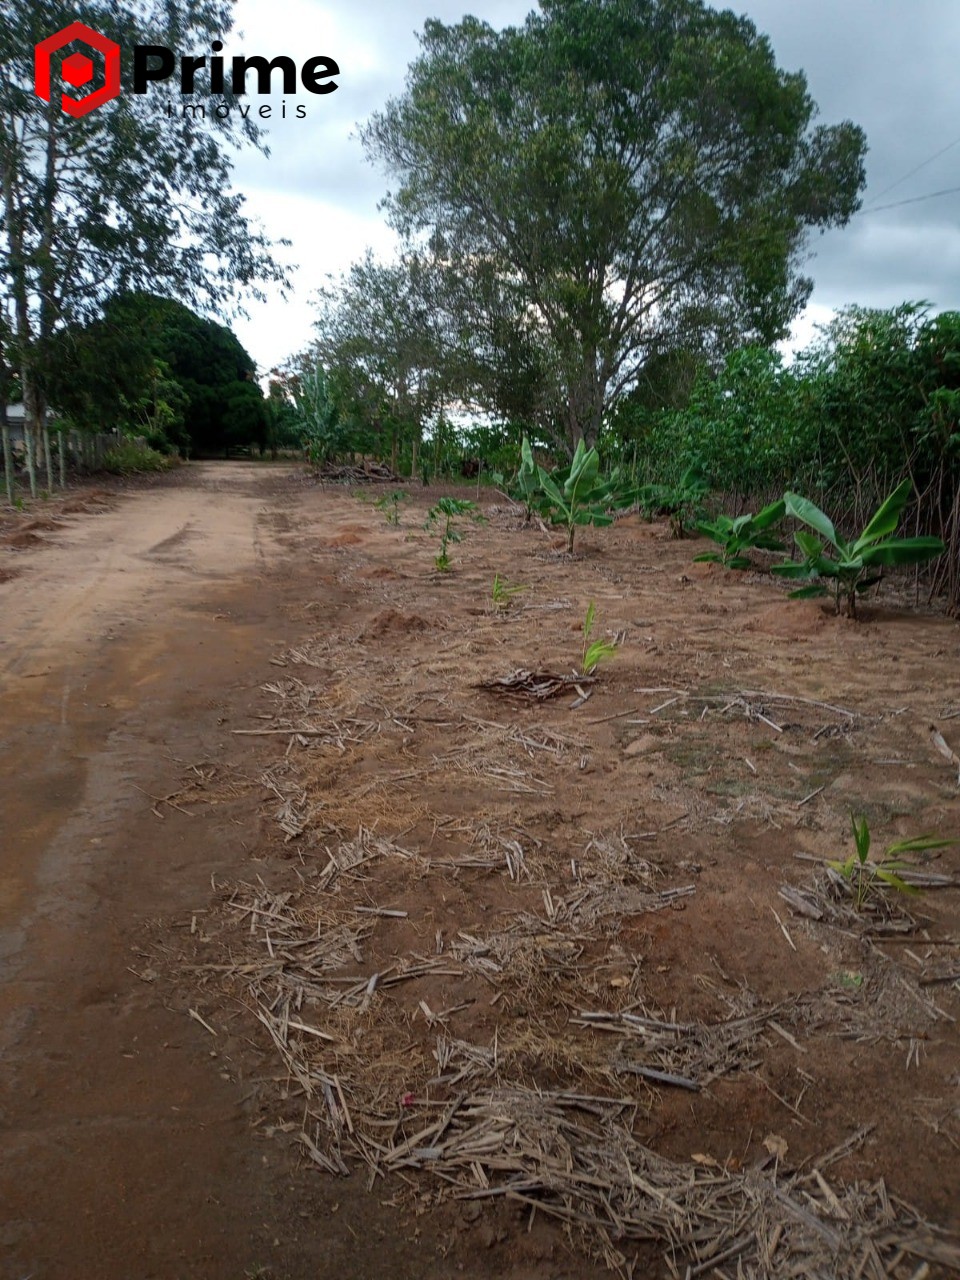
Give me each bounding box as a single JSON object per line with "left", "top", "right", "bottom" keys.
{"left": 1, "top": 0, "right": 287, "bottom": 493}
{"left": 279, "top": 252, "right": 454, "bottom": 476}
{"left": 292, "top": 0, "right": 865, "bottom": 469}
{"left": 287, "top": 0, "right": 956, "bottom": 606}
{"left": 635, "top": 304, "right": 960, "bottom": 605}
{"left": 46, "top": 292, "right": 273, "bottom": 458}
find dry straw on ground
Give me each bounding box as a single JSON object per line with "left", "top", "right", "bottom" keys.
{"left": 180, "top": 497, "right": 960, "bottom": 1278}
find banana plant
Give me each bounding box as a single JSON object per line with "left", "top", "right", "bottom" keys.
{"left": 694, "top": 499, "right": 786, "bottom": 569}
{"left": 491, "top": 572, "right": 525, "bottom": 612}
{"left": 636, "top": 465, "right": 709, "bottom": 538}
{"left": 580, "top": 601, "right": 618, "bottom": 674}
{"left": 537, "top": 438, "right": 630, "bottom": 553}
{"left": 514, "top": 436, "right": 542, "bottom": 522}
{"left": 772, "top": 480, "right": 945, "bottom": 617}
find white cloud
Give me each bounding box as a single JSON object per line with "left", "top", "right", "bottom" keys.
{"left": 230, "top": 188, "right": 400, "bottom": 372}
{"left": 778, "top": 302, "right": 836, "bottom": 361}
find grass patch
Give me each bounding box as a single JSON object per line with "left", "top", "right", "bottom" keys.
{"left": 101, "top": 443, "right": 178, "bottom": 475}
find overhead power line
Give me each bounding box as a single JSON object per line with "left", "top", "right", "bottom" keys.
{"left": 854, "top": 185, "right": 960, "bottom": 215}
{"left": 863, "top": 132, "right": 960, "bottom": 207}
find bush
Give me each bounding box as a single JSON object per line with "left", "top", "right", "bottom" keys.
{"left": 643, "top": 346, "right": 816, "bottom": 499}
{"left": 143, "top": 426, "right": 176, "bottom": 455}
{"left": 101, "top": 442, "right": 177, "bottom": 474}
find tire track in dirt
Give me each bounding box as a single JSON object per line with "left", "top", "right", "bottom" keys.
{"left": 0, "top": 463, "right": 463, "bottom": 1280}
{"left": 0, "top": 466, "right": 369, "bottom": 1278}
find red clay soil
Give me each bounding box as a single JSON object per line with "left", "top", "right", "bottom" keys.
{"left": 1, "top": 462, "right": 958, "bottom": 1280}
{"left": 0, "top": 465, "right": 482, "bottom": 1280}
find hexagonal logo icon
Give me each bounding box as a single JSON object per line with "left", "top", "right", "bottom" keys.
{"left": 35, "top": 22, "right": 121, "bottom": 118}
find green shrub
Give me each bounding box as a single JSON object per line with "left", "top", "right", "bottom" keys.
{"left": 637, "top": 465, "right": 710, "bottom": 537}
{"left": 101, "top": 442, "right": 177, "bottom": 475}
{"left": 143, "top": 426, "right": 176, "bottom": 455}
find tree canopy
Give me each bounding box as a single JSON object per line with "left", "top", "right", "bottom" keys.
{"left": 288, "top": 251, "right": 453, "bottom": 470}
{"left": 361, "top": 0, "right": 867, "bottom": 454}
{"left": 0, "top": 0, "right": 287, "bottom": 487}
{"left": 46, "top": 293, "right": 268, "bottom": 456}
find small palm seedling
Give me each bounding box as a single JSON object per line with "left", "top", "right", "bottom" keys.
{"left": 580, "top": 601, "right": 618, "bottom": 675}
{"left": 695, "top": 499, "right": 786, "bottom": 569}
{"left": 375, "top": 489, "right": 409, "bottom": 526}
{"left": 491, "top": 573, "right": 525, "bottom": 613}
{"left": 829, "top": 815, "right": 957, "bottom": 912}
{"left": 426, "top": 497, "right": 480, "bottom": 572}
{"left": 772, "top": 481, "right": 944, "bottom": 617}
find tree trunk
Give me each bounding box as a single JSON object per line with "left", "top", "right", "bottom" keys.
{"left": 2, "top": 421, "right": 13, "bottom": 506}
{"left": 43, "top": 423, "right": 53, "bottom": 491}
{"left": 3, "top": 152, "right": 33, "bottom": 501}
{"left": 58, "top": 430, "right": 66, "bottom": 488}
{"left": 23, "top": 415, "right": 37, "bottom": 498}
{"left": 410, "top": 432, "right": 419, "bottom": 483}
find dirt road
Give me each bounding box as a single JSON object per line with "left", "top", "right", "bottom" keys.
{"left": 0, "top": 464, "right": 434, "bottom": 1280}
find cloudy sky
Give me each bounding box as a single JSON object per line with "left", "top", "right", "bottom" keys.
{"left": 223, "top": 0, "right": 960, "bottom": 373}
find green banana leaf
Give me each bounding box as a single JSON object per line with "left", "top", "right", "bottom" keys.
{"left": 784, "top": 492, "right": 838, "bottom": 546}
{"left": 854, "top": 479, "right": 913, "bottom": 548}
{"left": 859, "top": 536, "right": 946, "bottom": 566}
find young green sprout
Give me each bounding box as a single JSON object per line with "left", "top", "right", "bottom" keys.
{"left": 828, "top": 815, "right": 958, "bottom": 911}
{"left": 491, "top": 573, "right": 525, "bottom": 612}
{"left": 581, "top": 601, "right": 618, "bottom": 674}
{"left": 425, "top": 497, "right": 480, "bottom": 572}
{"left": 375, "top": 489, "right": 409, "bottom": 526}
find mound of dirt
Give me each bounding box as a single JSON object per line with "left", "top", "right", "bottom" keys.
{"left": 22, "top": 517, "right": 65, "bottom": 533}
{"left": 60, "top": 493, "right": 111, "bottom": 514}
{"left": 358, "top": 565, "right": 401, "bottom": 580}
{"left": 325, "top": 531, "right": 364, "bottom": 547}
{"left": 614, "top": 514, "right": 664, "bottom": 536}
{"left": 687, "top": 559, "right": 728, "bottom": 581}
{"left": 360, "top": 608, "right": 438, "bottom": 640}
{"left": 0, "top": 566, "right": 20, "bottom": 584}
{"left": 1, "top": 530, "right": 44, "bottom": 549}
{"left": 744, "top": 598, "right": 829, "bottom": 638}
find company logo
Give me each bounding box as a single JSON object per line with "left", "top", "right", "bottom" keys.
{"left": 35, "top": 22, "right": 121, "bottom": 118}
{"left": 34, "top": 21, "right": 339, "bottom": 119}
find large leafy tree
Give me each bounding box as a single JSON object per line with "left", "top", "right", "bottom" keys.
{"left": 43, "top": 292, "right": 162, "bottom": 437}
{"left": 317, "top": 248, "right": 557, "bottom": 460}
{"left": 0, "top": 0, "right": 287, "bottom": 490}
{"left": 146, "top": 295, "right": 267, "bottom": 456}
{"left": 46, "top": 292, "right": 267, "bottom": 455}
{"left": 308, "top": 251, "right": 451, "bottom": 472}
{"left": 362, "top": 0, "right": 866, "bottom": 455}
